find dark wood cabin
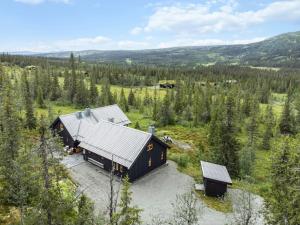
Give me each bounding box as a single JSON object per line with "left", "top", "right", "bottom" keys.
{"left": 200, "top": 161, "right": 232, "bottom": 197}
{"left": 51, "top": 104, "right": 169, "bottom": 181}
{"left": 82, "top": 135, "right": 168, "bottom": 181}
{"left": 159, "top": 83, "right": 175, "bottom": 89}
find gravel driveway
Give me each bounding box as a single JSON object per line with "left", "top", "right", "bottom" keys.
{"left": 62, "top": 154, "right": 264, "bottom": 225}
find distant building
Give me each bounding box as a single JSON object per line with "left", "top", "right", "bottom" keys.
{"left": 51, "top": 104, "right": 169, "bottom": 181}
{"left": 200, "top": 161, "right": 232, "bottom": 197}
{"left": 159, "top": 83, "right": 175, "bottom": 89}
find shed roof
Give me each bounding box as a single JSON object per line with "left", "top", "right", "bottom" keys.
{"left": 200, "top": 161, "right": 232, "bottom": 184}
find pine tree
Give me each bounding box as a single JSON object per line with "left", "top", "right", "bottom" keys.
{"left": 128, "top": 89, "right": 136, "bottom": 106}
{"left": 68, "top": 53, "right": 77, "bottom": 103}
{"left": 295, "top": 94, "right": 300, "bottom": 132}
{"left": 152, "top": 88, "right": 158, "bottom": 121}
{"left": 0, "top": 65, "right": 3, "bottom": 88}
{"left": 211, "top": 93, "right": 240, "bottom": 177}
{"left": 264, "top": 138, "right": 300, "bottom": 225}
{"left": 192, "top": 86, "right": 202, "bottom": 126}
{"left": 174, "top": 80, "right": 184, "bottom": 114}
{"left": 201, "top": 89, "right": 211, "bottom": 124}
{"left": 75, "top": 195, "right": 97, "bottom": 225}
{"left": 242, "top": 92, "right": 251, "bottom": 117}
{"left": 89, "top": 73, "right": 98, "bottom": 105}
{"left": 159, "top": 91, "right": 175, "bottom": 126}
{"left": 75, "top": 74, "right": 88, "bottom": 107}
{"left": 247, "top": 108, "right": 258, "bottom": 147}
{"left": 143, "top": 88, "right": 152, "bottom": 106}
{"left": 37, "top": 87, "right": 46, "bottom": 108}
{"left": 100, "top": 77, "right": 114, "bottom": 106}
{"left": 113, "top": 176, "right": 142, "bottom": 225}
{"left": 119, "top": 88, "right": 129, "bottom": 112}
{"left": 279, "top": 94, "right": 295, "bottom": 135}
{"left": 50, "top": 74, "right": 61, "bottom": 101}
{"left": 21, "top": 72, "right": 36, "bottom": 129}
{"left": 262, "top": 105, "right": 274, "bottom": 150}
{"left": 0, "top": 78, "right": 21, "bottom": 203}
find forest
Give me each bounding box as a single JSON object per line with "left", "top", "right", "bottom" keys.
{"left": 0, "top": 53, "right": 299, "bottom": 225}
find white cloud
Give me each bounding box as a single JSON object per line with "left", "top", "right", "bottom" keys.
{"left": 4, "top": 36, "right": 153, "bottom": 52}
{"left": 130, "top": 27, "right": 143, "bottom": 35}
{"left": 158, "top": 37, "right": 267, "bottom": 48}
{"left": 8, "top": 36, "right": 112, "bottom": 52}
{"left": 14, "top": 0, "right": 71, "bottom": 5}
{"left": 140, "top": 0, "right": 300, "bottom": 35}
{"left": 55, "top": 36, "right": 111, "bottom": 50}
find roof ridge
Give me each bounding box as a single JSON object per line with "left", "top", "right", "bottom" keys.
{"left": 96, "top": 118, "right": 151, "bottom": 136}
{"left": 59, "top": 104, "right": 119, "bottom": 118}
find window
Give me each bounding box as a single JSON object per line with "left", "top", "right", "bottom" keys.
{"left": 120, "top": 165, "right": 123, "bottom": 173}
{"left": 59, "top": 123, "right": 64, "bottom": 131}
{"left": 148, "top": 157, "right": 152, "bottom": 167}
{"left": 114, "top": 162, "right": 118, "bottom": 171}
{"left": 161, "top": 152, "right": 164, "bottom": 160}
{"left": 147, "top": 143, "right": 154, "bottom": 151}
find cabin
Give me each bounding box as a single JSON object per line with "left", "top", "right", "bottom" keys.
{"left": 51, "top": 104, "right": 169, "bottom": 181}
{"left": 200, "top": 161, "right": 232, "bottom": 197}
{"left": 159, "top": 83, "right": 175, "bottom": 89}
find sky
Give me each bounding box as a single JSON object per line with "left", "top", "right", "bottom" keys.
{"left": 0, "top": 0, "right": 300, "bottom": 52}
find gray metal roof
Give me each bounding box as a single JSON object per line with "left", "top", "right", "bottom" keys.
{"left": 200, "top": 161, "right": 232, "bottom": 184}
{"left": 78, "top": 120, "right": 152, "bottom": 168}
{"left": 91, "top": 104, "right": 131, "bottom": 126}
{"left": 59, "top": 105, "right": 131, "bottom": 132}
{"left": 57, "top": 105, "right": 152, "bottom": 168}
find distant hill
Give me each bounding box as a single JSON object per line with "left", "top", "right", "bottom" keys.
{"left": 35, "top": 31, "right": 300, "bottom": 68}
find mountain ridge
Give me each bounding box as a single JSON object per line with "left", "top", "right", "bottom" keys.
{"left": 12, "top": 31, "right": 300, "bottom": 68}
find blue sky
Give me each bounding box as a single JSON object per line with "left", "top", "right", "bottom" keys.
{"left": 1, "top": 0, "right": 299, "bottom": 52}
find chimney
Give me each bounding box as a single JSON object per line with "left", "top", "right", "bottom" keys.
{"left": 148, "top": 125, "right": 156, "bottom": 135}
{"left": 76, "top": 112, "right": 83, "bottom": 119}
{"left": 108, "top": 117, "right": 115, "bottom": 123}
{"left": 84, "top": 108, "right": 91, "bottom": 117}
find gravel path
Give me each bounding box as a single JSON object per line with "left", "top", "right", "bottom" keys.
{"left": 62, "top": 154, "right": 264, "bottom": 225}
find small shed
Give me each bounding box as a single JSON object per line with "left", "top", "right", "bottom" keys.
{"left": 200, "top": 161, "right": 232, "bottom": 197}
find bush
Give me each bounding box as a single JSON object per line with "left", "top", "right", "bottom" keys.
{"left": 171, "top": 154, "right": 189, "bottom": 168}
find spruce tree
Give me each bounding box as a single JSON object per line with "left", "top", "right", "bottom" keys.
{"left": 159, "top": 91, "right": 175, "bottom": 126}
{"left": 89, "top": 73, "right": 98, "bottom": 105}
{"left": 262, "top": 105, "right": 274, "bottom": 150}
{"left": 174, "top": 80, "right": 184, "bottom": 114}
{"left": 119, "top": 88, "right": 129, "bottom": 112}
{"left": 100, "top": 77, "right": 114, "bottom": 106}
{"left": 192, "top": 86, "right": 202, "bottom": 126}
{"left": 128, "top": 89, "right": 136, "bottom": 106}
{"left": 75, "top": 74, "right": 88, "bottom": 107}
{"left": 295, "top": 94, "right": 300, "bottom": 132}
{"left": 279, "top": 94, "right": 295, "bottom": 135}
{"left": 152, "top": 88, "right": 158, "bottom": 121}
{"left": 0, "top": 78, "right": 21, "bottom": 203}
{"left": 212, "top": 93, "right": 240, "bottom": 177}
{"left": 21, "top": 72, "right": 36, "bottom": 129}
{"left": 37, "top": 87, "right": 46, "bottom": 108}
{"left": 113, "top": 176, "right": 142, "bottom": 225}
{"left": 50, "top": 73, "right": 61, "bottom": 101}
{"left": 68, "top": 53, "right": 77, "bottom": 103}
{"left": 264, "top": 138, "right": 300, "bottom": 224}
